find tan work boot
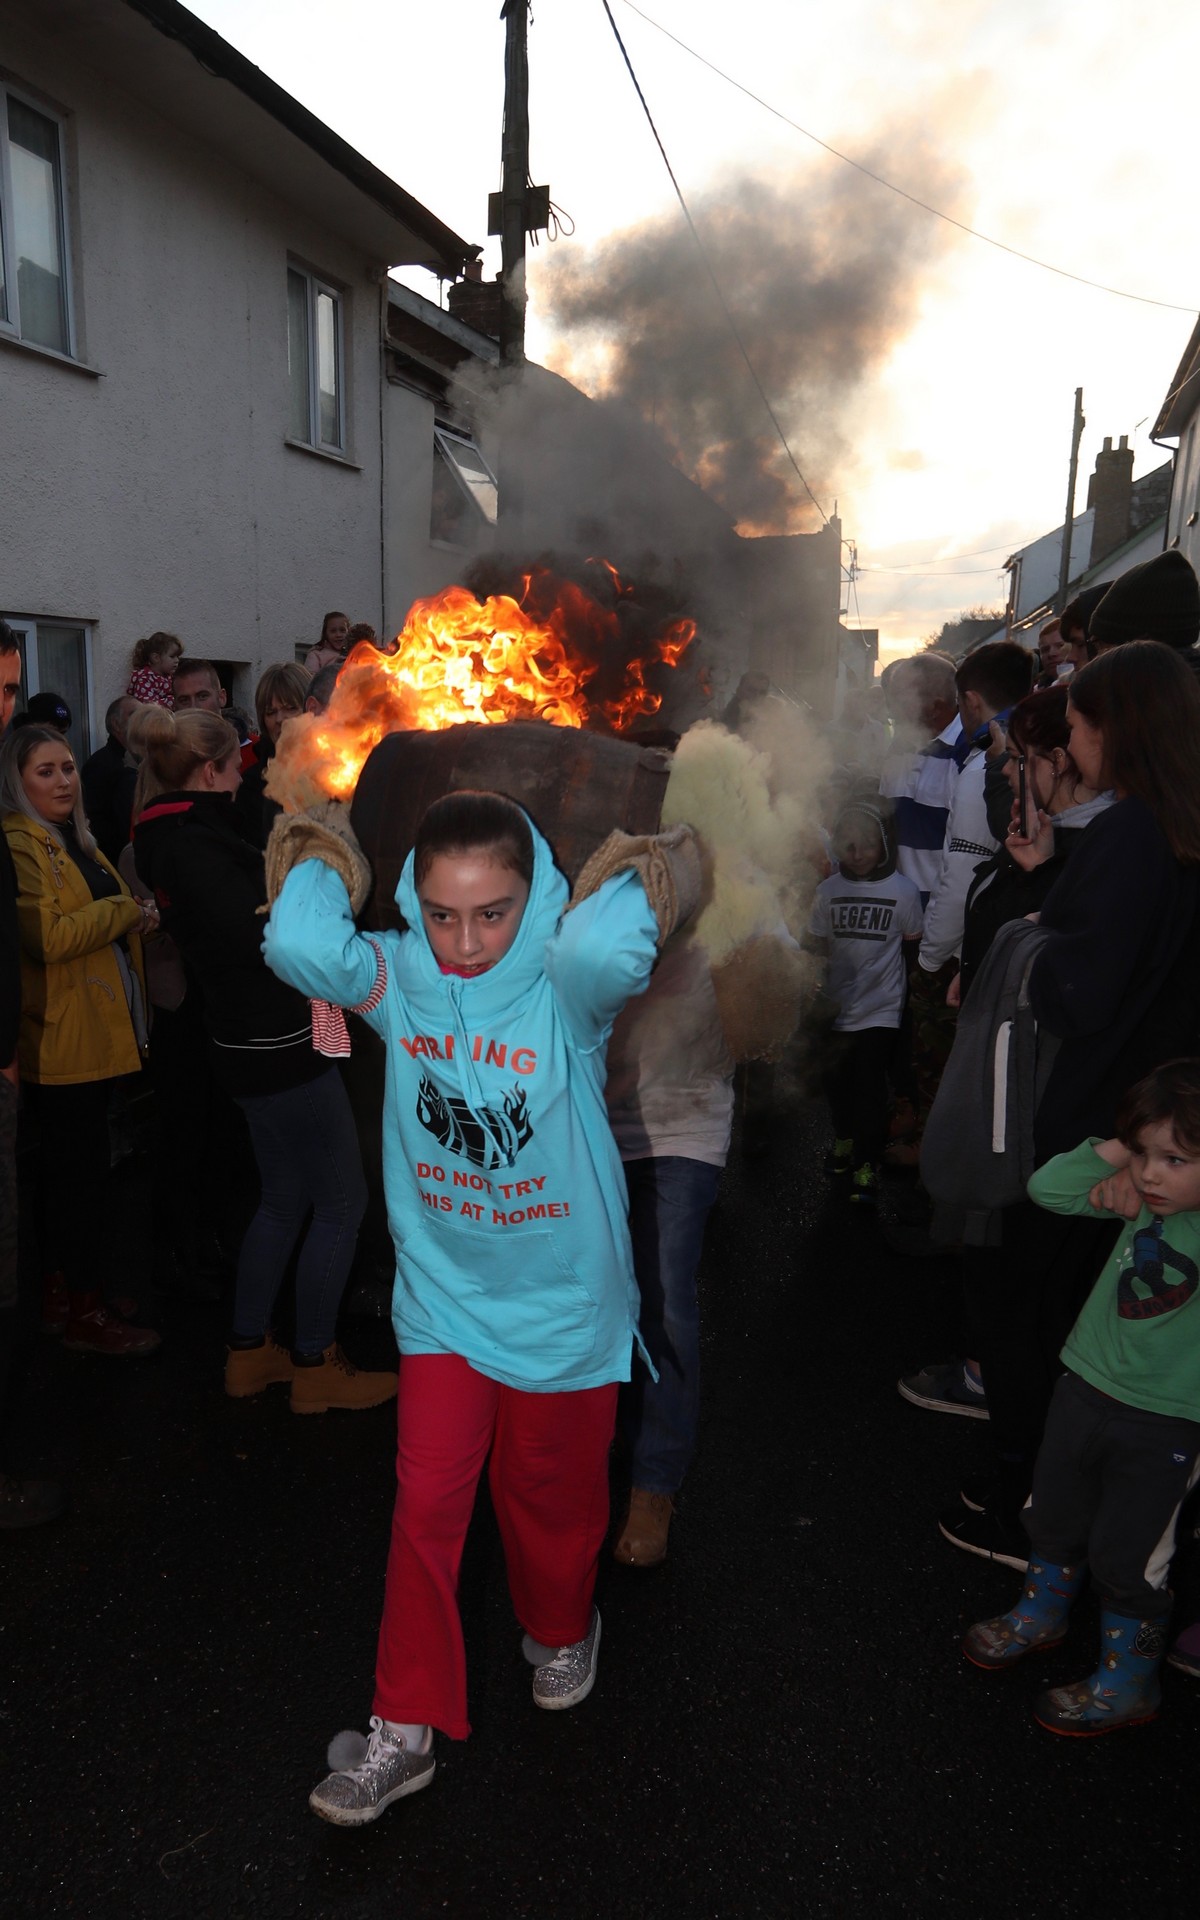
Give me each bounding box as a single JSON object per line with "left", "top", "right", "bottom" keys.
{"left": 290, "top": 1344, "right": 398, "bottom": 1415}
{"left": 613, "top": 1488, "right": 673, "bottom": 1568}
{"left": 225, "top": 1333, "right": 295, "bottom": 1398}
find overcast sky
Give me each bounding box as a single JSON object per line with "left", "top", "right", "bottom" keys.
{"left": 190, "top": 0, "right": 1199, "bottom": 659}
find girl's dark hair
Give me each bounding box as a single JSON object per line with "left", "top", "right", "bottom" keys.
{"left": 1069, "top": 641, "right": 1200, "bottom": 863}
{"left": 413, "top": 790, "right": 534, "bottom": 888}
{"left": 1117, "top": 1058, "right": 1200, "bottom": 1155}
{"left": 131, "top": 630, "right": 182, "bottom": 670}
{"left": 1007, "top": 685, "right": 1070, "bottom": 755}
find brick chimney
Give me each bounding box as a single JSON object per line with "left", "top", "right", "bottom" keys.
{"left": 447, "top": 269, "right": 505, "bottom": 340}
{"left": 1086, "top": 434, "right": 1134, "bottom": 564}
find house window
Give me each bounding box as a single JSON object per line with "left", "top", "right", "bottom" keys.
{"left": 2, "top": 617, "right": 94, "bottom": 761}
{"left": 0, "top": 90, "right": 72, "bottom": 355}
{"left": 430, "top": 427, "right": 499, "bottom": 544}
{"left": 288, "top": 265, "right": 344, "bottom": 452}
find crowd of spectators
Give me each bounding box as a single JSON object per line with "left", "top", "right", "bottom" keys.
{"left": 3, "top": 551, "right": 1200, "bottom": 1821}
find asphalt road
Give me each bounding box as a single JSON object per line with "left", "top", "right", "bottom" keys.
{"left": 1, "top": 1096, "right": 1194, "bottom": 1920}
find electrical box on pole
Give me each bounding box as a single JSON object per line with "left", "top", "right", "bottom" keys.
{"left": 488, "top": 185, "right": 550, "bottom": 238}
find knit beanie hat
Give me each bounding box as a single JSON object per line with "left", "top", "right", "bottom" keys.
{"left": 20, "top": 691, "right": 72, "bottom": 731}
{"left": 1060, "top": 582, "right": 1111, "bottom": 642}
{"left": 1088, "top": 550, "right": 1200, "bottom": 649}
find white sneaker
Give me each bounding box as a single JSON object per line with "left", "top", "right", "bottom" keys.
{"left": 308, "top": 1717, "right": 435, "bottom": 1827}
{"left": 529, "top": 1609, "right": 601, "bottom": 1711}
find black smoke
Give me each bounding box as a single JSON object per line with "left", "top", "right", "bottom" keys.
{"left": 540, "top": 135, "right": 965, "bottom": 533}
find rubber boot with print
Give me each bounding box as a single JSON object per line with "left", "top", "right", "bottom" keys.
{"left": 963, "top": 1558, "right": 1085, "bottom": 1670}
{"left": 1032, "top": 1610, "right": 1165, "bottom": 1736}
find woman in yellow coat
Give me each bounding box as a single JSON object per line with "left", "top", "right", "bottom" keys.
{"left": 0, "top": 724, "right": 160, "bottom": 1356}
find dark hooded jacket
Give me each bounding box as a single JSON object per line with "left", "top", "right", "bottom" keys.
{"left": 133, "top": 791, "right": 323, "bottom": 1096}
{"left": 1029, "top": 795, "right": 1200, "bottom": 1157}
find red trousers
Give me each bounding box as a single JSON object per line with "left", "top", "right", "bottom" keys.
{"left": 372, "top": 1353, "right": 618, "bottom": 1739}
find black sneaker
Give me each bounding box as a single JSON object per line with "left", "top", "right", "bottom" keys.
{"left": 959, "top": 1472, "right": 996, "bottom": 1513}
{"left": 937, "top": 1504, "right": 1029, "bottom": 1571}
{"left": 897, "top": 1360, "right": 989, "bottom": 1420}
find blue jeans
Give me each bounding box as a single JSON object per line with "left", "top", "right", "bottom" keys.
{"left": 234, "top": 1067, "right": 368, "bottom": 1356}
{"left": 621, "top": 1156, "right": 721, "bottom": 1496}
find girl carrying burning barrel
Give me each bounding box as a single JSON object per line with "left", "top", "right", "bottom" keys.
{"left": 263, "top": 786, "right": 698, "bottom": 1825}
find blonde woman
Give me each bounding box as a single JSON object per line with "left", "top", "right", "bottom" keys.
{"left": 0, "top": 725, "right": 160, "bottom": 1356}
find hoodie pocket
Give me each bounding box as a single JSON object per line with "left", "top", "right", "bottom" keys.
{"left": 396, "top": 1218, "right": 598, "bottom": 1362}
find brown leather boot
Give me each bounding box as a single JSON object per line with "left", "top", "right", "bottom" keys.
{"left": 290, "top": 1344, "right": 398, "bottom": 1415}
{"left": 612, "top": 1488, "right": 674, "bottom": 1568}
{"left": 63, "top": 1293, "right": 161, "bottom": 1358}
{"left": 224, "top": 1334, "right": 295, "bottom": 1398}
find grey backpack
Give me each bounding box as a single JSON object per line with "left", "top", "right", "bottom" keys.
{"left": 920, "top": 917, "right": 1058, "bottom": 1246}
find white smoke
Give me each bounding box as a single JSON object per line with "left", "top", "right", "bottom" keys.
{"left": 661, "top": 703, "right": 831, "bottom": 965}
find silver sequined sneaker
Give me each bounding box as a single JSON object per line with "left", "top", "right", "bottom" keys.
{"left": 308, "top": 1717, "right": 435, "bottom": 1827}
{"left": 528, "top": 1608, "right": 601, "bottom": 1711}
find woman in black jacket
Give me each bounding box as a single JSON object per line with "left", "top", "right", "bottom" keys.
{"left": 130, "top": 705, "right": 391, "bottom": 1415}
{"left": 939, "top": 643, "right": 1200, "bottom": 1564}
{"left": 904, "top": 688, "right": 1114, "bottom": 1421}
{"left": 957, "top": 684, "right": 1112, "bottom": 1000}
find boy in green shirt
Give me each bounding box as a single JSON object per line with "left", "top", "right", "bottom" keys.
{"left": 960, "top": 1058, "right": 1200, "bottom": 1735}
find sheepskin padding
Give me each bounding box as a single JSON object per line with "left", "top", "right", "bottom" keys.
{"left": 326, "top": 1729, "right": 370, "bottom": 1771}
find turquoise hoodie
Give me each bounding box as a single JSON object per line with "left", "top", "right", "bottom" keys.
{"left": 263, "top": 817, "right": 660, "bottom": 1391}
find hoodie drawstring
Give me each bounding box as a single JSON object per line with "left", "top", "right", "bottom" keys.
{"left": 441, "top": 977, "right": 520, "bottom": 1169}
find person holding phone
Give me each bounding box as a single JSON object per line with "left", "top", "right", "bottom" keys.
{"left": 954, "top": 686, "right": 1112, "bottom": 1004}
{"left": 935, "top": 645, "right": 1200, "bottom": 1567}
{"left": 900, "top": 687, "right": 1114, "bottom": 1423}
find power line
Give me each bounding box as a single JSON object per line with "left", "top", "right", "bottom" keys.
{"left": 864, "top": 540, "right": 1018, "bottom": 570}
{"left": 859, "top": 564, "right": 1008, "bottom": 578}
{"left": 618, "top": 0, "right": 1200, "bottom": 316}
{"left": 599, "top": 0, "right": 830, "bottom": 525}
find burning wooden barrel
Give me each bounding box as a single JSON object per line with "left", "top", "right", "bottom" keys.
{"left": 350, "top": 720, "right": 673, "bottom": 932}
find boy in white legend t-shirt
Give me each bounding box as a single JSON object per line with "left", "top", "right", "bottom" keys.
{"left": 807, "top": 802, "right": 924, "bottom": 1205}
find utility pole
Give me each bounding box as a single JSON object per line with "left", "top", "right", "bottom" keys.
{"left": 498, "top": 0, "right": 530, "bottom": 371}
{"left": 1057, "top": 387, "right": 1086, "bottom": 613}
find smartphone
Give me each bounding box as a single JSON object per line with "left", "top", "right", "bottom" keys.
{"left": 1017, "top": 753, "right": 1028, "bottom": 839}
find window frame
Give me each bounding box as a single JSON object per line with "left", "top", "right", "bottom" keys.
{"left": 287, "top": 262, "right": 346, "bottom": 457}
{"left": 2, "top": 615, "right": 97, "bottom": 756}
{"left": 430, "top": 425, "right": 499, "bottom": 546}
{"left": 0, "top": 83, "right": 75, "bottom": 358}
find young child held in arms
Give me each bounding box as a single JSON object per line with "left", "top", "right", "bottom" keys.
{"left": 263, "top": 789, "right": 697, "bottom": 1824}
{"left": 962, "top": 1058, "right": 1200, "bottom": 1734}
{"left": 126, "top": 631, "right": 182, "bottom": 709}
{"left": 806, "top": 800, "right": 923, "bottom": 1206}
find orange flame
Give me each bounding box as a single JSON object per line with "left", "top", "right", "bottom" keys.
{"left": 269, "top": 566, "right": 698, "bottom": 813}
